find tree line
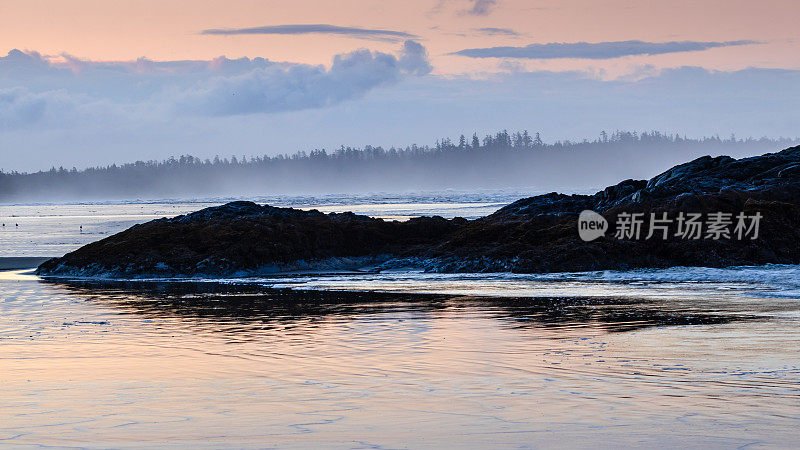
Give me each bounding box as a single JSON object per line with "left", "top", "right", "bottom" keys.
{"left": 1, "top": 130, "right": 797, "bottom": 201}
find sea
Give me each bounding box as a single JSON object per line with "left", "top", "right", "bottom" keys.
{"left": 1, "top": 192, "right": 799, "bottom": 448}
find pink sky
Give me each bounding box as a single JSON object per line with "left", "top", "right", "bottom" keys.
{"left": 1, "top": 0, "right": 798, "bottom": 76}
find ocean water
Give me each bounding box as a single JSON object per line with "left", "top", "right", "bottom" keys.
{"left": 1, "top": 194, "right": 799, "bottom": 447}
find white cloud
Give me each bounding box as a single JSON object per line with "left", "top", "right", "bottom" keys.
{"left": 0, "top": 41, "right": 433, "bottom": 125}
{"left": 0, "top": 87, "right": 76, "bottom": 130}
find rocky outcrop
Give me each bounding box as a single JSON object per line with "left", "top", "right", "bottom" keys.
{"left": 419, "top": 145, "right": 800, "bottom": 272}
{"left": 38, "top": 146, "right": 800, "bottom": 277}
{"left": 36, "top": 202, "right": 463, "bottom": 277}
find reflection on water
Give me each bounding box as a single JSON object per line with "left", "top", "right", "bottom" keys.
{"left": 48, "top": 279, "right": 746, "bottom": 334}
{"left": 2, "top": 274, "right": 800, "bottom": 447}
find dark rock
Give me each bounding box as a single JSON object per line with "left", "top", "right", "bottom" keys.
{"left": 37, "top": 145, "right": 800, "bottom": 277}
{"left": 37, "top": 204, "right": 461, "bottom": 277}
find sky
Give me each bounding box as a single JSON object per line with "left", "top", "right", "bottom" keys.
{"left": 1, "top": 0, "right": 799, "bottom": 171}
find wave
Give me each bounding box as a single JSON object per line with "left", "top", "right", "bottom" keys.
{"left": 61, "top": 264, "right": 800, "bottom": 301}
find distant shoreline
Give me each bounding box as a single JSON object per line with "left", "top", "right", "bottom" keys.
{"left": 3, "top": 131, "right": 796, "bottom": 203}
{"left": 0, "top": 257, "right": 53, "bottom": 270}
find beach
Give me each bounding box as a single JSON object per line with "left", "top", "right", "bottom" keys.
{"left": 2, "top": 197, "right": 799, "bottom": 447}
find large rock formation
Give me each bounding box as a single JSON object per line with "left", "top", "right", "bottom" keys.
{"left": 37, "top": 202, "right": 463, "bottom": 277}
{"left": 37, "top": 146, "right": 800, "bottom": 277}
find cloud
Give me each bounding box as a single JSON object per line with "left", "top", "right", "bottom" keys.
{"left": 463, "top": 0, "right": 499, "bottom": 16}
{"left": 451, "top": 40, "right": 760, "bottom": 59}
{"left": 202, "top": 24, "right": 417, "bottom": 42}
{"left": 0, "top": 87, "right": 51, "bottom": 129}
{"left": 0, "top": 49, "right": 50, "bottom": 70}
{"left": 2, "top": 58, "right": 800, "bottom": 172}
{"left": 179, "top": 42, "right": 432, "bottom": 116}
{"left": 0, "top": 41, "right": 433, "bottom": 126}
{"left": 474, "top": 27, "right": 519, "bottom": 37}
{"left": 0, "top": 87, "right": 83, "bottom": 130}
{"left": 397, "top": 40, "right": 434, "bottom": 75}
{"left": 429, "top": 0, "right": 499, "bottom": 17}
